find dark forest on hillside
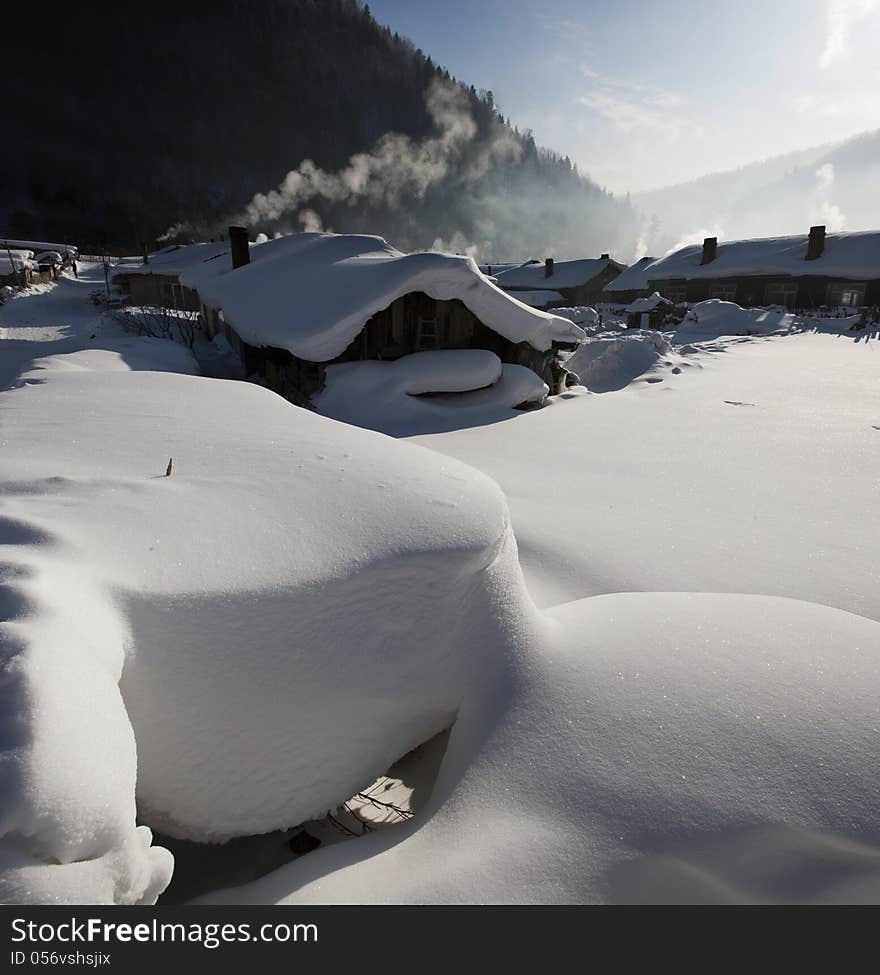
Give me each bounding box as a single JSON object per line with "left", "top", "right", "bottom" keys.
{"left": 3, "top": 0, "right": 636, "bottom": 259}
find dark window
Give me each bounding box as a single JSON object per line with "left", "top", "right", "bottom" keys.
{"left": 709, "top": 283, "right": 738, "bottom": 301}
{"left": 764, "top": 282, "right": 798, "bottom": 308}
{"left": 827, "top": 281, "right": 866, "bottom": 308}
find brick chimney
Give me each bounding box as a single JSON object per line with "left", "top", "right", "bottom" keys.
{"left": 229, "top": 226, "right": 250, "bottom": 269}
{"left": 544, "top": 257, "right": 554, "bottom": 278}
{"left": 600, "top": 253, "right": 610, "bottom": 260}
{"left": 806, "top": 225, "right": 826, "bottom": 261}
{"left": 700, "top": 237, "right": 717, "bottom": 265}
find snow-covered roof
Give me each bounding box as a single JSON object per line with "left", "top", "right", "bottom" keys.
{"left": 646, "top": 231, "right": 880, "bottom": 282}
{"left": 111, "top": 242, "right": 233, "bottom": 280}
{"left": 508, "top": 289, "right": 565, "bottom": 308}
{"left": 626, "top": 291, "right": 671, "bottom": 313}
{"left": 493, "top": 257, "right": 625, "bottom": 291}
{"left": 1, "top": 238, "right": 76, "bottom": 254}
{"left": 604, "top": 256, "right": 656, "bottom": 293}
{"left": 477, "top": 261, "right": 539, "bottom": 276}
{"left": 182, "top": 233, "right": 585, "bottom": 360}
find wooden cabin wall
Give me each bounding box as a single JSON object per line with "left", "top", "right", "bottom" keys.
{"left": 649, "top": 275, "right": 880, "bottom": 310}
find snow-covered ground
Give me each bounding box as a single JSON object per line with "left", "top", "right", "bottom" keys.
{"left": 2, "top": 268, "right": 879, "bottom": 905}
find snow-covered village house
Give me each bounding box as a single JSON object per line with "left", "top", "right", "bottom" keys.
{"left": 644, "top": 227, "right": 880, "bottom": 311}
{"left": 1, "top": 239, "right": 76, "bottom": 287}
{"left": 600, "top": 256, "right": 656, "bottom": 304}
{"left": 120, "top": 230, "right": 586, "bottom": 406}
{"left": 490, "top": 255, "right": 626, "bottom": 308}
{"left": 111, "top": 245, "right": 205, "bottom": 311}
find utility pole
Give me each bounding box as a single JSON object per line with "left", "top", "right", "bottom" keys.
{"left": 3, "top": 240, "right": 24, "bottom": 288}
{"left": 100, "top": 235, "right": 110, "bottom": 298}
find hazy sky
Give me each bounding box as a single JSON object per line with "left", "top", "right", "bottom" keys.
{"left": 367, "top": 0, "right": 880, "bottom": 194}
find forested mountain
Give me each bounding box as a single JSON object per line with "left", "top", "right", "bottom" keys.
{"left": 634, "top": 129, "right": 880, "bottom": 256}
{"left": 3, "top": 0, "right": 636, "bottom": 259}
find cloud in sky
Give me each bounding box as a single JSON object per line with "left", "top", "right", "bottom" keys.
{"left": 576, "top": 69, "right": 687, "bottom": 140}
{"left": 820, "top": 0, "right": 878, "bottom": 67}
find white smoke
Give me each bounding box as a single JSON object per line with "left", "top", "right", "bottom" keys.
{"left": 814, "top": 162, "right": 835, "bottom": 192}
{"left": 236, "top": 78, "right": 517, "bottom": 232}
{"left": 810, "top": 163, "right": 847, "bottom": 230}
{"left": 429, "top": 231, "right": 484, "bottom": 259}
{"left": 663, "top": 223, "right": 725, "bottom": 257}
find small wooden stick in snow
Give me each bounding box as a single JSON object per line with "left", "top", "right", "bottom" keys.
{"left": 165, "top": 458, "right": 173, "bottom": 478}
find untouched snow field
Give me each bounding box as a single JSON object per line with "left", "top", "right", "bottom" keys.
{"left": 1, "top": 268, "right": 879, "bottom": 905}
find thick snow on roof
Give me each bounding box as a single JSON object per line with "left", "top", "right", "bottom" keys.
{"left": 647, "top": 230, "right": 880, "bottom": 282}
{"left": 1, "top": 238, "right": 76, "bottom": 254}
{"left": 182, "top": 233, "right": 585, "bottom": 360}
{"left": 493, "top": 256, "right": 625, "bottom": 291}
{"left": 626, "top": 291, "right": 670, "bottom": 313}
{"left": 111, "top": 242, "right": 233, "bottom": 280}
{"left": 604, "top": 256, "right": 656, "bottom": 292}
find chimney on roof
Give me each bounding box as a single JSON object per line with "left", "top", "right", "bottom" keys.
{"left": 600, "top": 253, "right": 610, "bottom": 260}
{"left": 806, "top": 225, "right": 826, "bottom": 261}
{"left": 142, "top": 242, "right": 149, "bottom": 265}
{"left": 544, "top": 257, "right": 554, "bottom": 278}
{"left": 229, "top": 225, "right": 250, "bottom": 269}
{"left": 700, "top": 236, "right": 717, "bottom": 265}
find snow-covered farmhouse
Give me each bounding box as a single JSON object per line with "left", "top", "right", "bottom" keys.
{"left": 111, "top": 244, "right": 209, "bottom": 311}
{"left": 170, "top": 230, "right": 585, "bottom": 404}
{"left": 645, "top": 227, "right": 880, "bottom": 310}
{"left": 491, "top": 255, "right": 626, "bottom": 307}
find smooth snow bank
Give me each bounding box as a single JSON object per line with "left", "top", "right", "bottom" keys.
{"left": 565, "top": 330, "right": 672, "bottom": 392}
{"left": 647, "top": 230, "right": 880, "bottom": 281}
{"left": 0, "top": 345, "right": 532, "bottom": 901}
{"left": 202, "top": 591, "right": 880, "bottom": 904}
{"left": 182, "top": 233, "right": 584, "bottom": 360}
{"left": 383, "top": 348, "right": 502, "bottom": 394}
{"left": 316, "top": 352, "right": 547, "bottom": 435}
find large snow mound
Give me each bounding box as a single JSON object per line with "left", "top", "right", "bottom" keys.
{"left": 566, "top": 330, "right": 671, "bottom": 392}
{"left": 0, "top": 347, "right": 531, "bottom": 901}
{"left": 678, "top": 300, "right": 789, "bottom": 337}
{"left": 181, "top": 233, "right": 584, "bottom": 360}
{"left": 316, "top": 351, "right": 548, "bottom": 435}
{"left": 201, "top": 591, "right": 880, "bottom": 905}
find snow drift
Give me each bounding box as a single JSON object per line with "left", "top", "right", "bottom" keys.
{"left": 678, "top": 299, "right": 790, "bottom": 337}
{"left": 0, "top": 344, "right": 532, "bottom": 901}
{"left": 315, "top": 350, "right": 548, "bottom": 435}
{"left": 565, "top": 330, "right": 672, "bottom": 392}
